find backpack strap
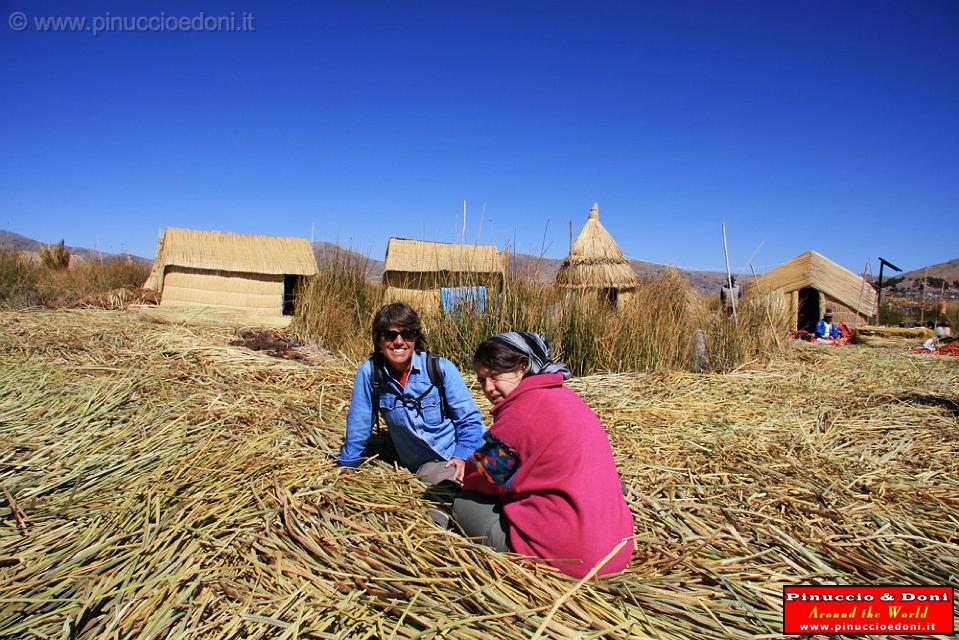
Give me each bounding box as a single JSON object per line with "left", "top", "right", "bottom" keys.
{"left": 425, "top": 352, "right": 449, "bottom": 421}
{"left": 369, "top": 353, "right": 385, "bottom": 432}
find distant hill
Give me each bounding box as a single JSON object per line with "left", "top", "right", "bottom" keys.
{"left": 896, "top": 258, "right": 959, "bottom": 285}
{"left": 0, "top": 230, "right": 152, "bottom": 266}
{"left": 876, "top": 258, "right": 959, "bottom": 299}
{"left": 311, "top": 241, "right": 386, "bottom": 280}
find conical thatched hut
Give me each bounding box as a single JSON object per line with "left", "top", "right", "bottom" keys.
{"left": 555, "top": 203, "right": 639, "bottom": 308}
{"left": 744, "top": 250, "right": 877, "bottom": 332}
{"left": 382, "top": 238, "right": 505, "bottom": 312}
{"left": 143, "top": 228, "right": 318, "bottom": 316}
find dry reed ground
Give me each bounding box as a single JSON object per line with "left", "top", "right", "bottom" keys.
{"left": 1, "top": 309, "right": 957, "bottom": 639}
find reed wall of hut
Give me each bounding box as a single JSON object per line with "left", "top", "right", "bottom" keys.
{"left": 159, "top": 267, "right": 289, "bottom": 315}
{"left": 381, "top": 238, "right": 504, "bottom": 312}
{"left": 555, "top": 204, "right": 640, "bottom": 310}
{"left": 746, "top": 250, "right": 876, "bottom": 331}
{"left": 144, "top": 227, "right": 318, "bottom": 316}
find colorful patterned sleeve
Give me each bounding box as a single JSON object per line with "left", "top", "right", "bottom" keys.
{"left": 471, "top": 431, "right": 520, "bottom": 488}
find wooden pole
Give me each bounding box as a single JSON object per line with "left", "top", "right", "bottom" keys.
{"left": 876, "top": 261, "right": 885, "bottom": 325}
{"left": 722, "top": 224, "right": 737, "bottom": 323}
{"left": 935, "top": 282, "right": 946, "bottom": 330}
{"left": 920, "top": 267, "right": 928, "bottom": 324}
{"left": 856, "top": 258, "right": 869, "bottom": 326}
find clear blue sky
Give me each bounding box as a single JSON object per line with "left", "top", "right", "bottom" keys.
{"left": 2, "top": 1, "right": 956, "bottom": 275}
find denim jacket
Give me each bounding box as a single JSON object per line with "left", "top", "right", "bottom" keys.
{"left": 338, "top": 351, "right": 486, "bottom": 472}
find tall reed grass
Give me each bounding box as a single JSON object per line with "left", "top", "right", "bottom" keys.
{"left": 945, "top": 301, "right": 958, "bottom": 331}
{"left": 0, "top": 248, "right": 151, "bottom": 309}
{"left": 38, "top": 239, "right": 70, "bottom": 269}
{"left": 291, "top": 247, "right": 382, "bottom": 359}
{"left": 0, "top": 249, "right": 42, "bottom": 308}
{"left": 292, "top": 254, "right": 790, "bottom": 374}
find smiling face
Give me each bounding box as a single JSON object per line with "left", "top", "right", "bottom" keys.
{"left": 474, "top": 365, "right": 525, "bottom": 405}
{"left": 378, "top": 324, "right": 416, "bottom": 374}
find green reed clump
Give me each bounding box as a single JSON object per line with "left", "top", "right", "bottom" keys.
{"left": 424, "top": 275, "right": 558, "bottom": 371}
{"left": 290, "top": 247, "right": 382, "bottom": 358}
{"left": 701, "top": 291, "right": 791, "bottom": 371}
{"left": 0, "top": 248, "right": 42, "bottom": 308}
{"left": 422, "top": 268, "right": 781, "bottom": 376}
{"left": 38, "top": 239, "right": 71, "bottom": 269}
{"left": 940, "top": 300, "right": 957, "bottom": 331}
{"left": 602, "top": 268, "right": 699, "bottom": 372}
{"left": 37, "top": 257, "right": 151, "bottom": 307}
{"left": 70, "top": 257, "right": 150, "bottom": 292}
{"left": 0, "top": 250, "right": 150, "bottom": 309}
{"left": 294, "top": 259, "right": 788, "bottom": 374}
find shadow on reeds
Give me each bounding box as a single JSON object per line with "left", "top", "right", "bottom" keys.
{"left": 291, "top": 251, "right": 791, "bottom": 375}
{"left": 895, "top": 393, "right": 959, "bottom": 417}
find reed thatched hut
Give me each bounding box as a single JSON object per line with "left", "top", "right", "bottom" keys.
{"left": 744, "top": 250, "right": 877, "bottom": 331}
{"left": 382, "top": 238, "right": 504, "bottom": 311}
{"left": 143, "top": 228, "right": 318, "bottom": 316}
{"left": 555, "top": 203, "right": 640, "bottom": 308}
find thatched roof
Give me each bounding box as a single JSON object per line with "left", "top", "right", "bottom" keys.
{"left": 556, "top": 203, "right": 640, "bottom": 289}
{"left": 144, "top": 228, "right": 318, "bottom": 290}
{"left": 745, "top": 250, "right": 877, "bottom": 316}
{"left": 383, "top": 238, "right": 503, "bottom": 275}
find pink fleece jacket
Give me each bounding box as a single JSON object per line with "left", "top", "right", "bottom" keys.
{"left": 463, "top": 373, "right": 634, "bottom": 578}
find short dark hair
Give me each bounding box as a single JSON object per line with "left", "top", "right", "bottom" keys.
{"left": 371, "top": 303, "right": 429, "bottom": 352}
{"left": 473, "top": 338, "right": 529, "bottom": 376}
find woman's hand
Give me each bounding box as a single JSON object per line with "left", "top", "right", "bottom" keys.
{"left": 444, "top": 457, "right": 466, "bottom": 484}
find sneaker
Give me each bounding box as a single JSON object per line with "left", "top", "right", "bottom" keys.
{"left": 425, "top": 508, "right": 453, "bottom": 530}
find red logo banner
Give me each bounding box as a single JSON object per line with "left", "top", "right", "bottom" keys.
{"left": 783, "top": 585, "right": 953, "bottom": 635}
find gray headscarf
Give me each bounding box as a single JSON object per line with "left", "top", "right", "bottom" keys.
{"left": 488, "top": 332, "right": 572, "bottom": 380}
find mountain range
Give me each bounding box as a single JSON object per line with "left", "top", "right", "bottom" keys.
{"left": 4, "top": 230, "right": 956, "bottom": 296}
{"left": 0, "top": 230, "right": 151, "bottom": 266}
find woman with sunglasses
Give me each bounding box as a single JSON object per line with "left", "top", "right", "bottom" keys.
{"left": 453, "top": 332, "right": 634, "bottom": 578}
{"left": 337, "top": 303, "right": 485, "bottom": 485}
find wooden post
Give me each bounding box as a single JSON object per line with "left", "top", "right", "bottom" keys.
{"left": 690, "top": 329, "right": 708, "bottom": 372}
{"left": 722, "top": 224, "right": 737, "bottom": 323}
{"left": 856, "top": 258, "right": 869, "bottom": 326}
{"left": 920, "top": 267, "right": 928, "bottom": 324}
{"left": 936, "top": 282, "right": 946, "bottom": 329}
{"left": 791, "top": 290, "right": 799, "bottom": 329}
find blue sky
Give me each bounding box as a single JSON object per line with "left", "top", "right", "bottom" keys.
{"left": 1, "top": 1, "right": 956, "bottom": 275}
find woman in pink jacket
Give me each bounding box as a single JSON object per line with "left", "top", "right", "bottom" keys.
{"left": 454, "top": 332, "right": 634, "bottom": 579}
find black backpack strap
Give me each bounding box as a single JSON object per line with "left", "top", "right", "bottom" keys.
{"left": 369, "top": 353, "right": 384, "bottom": 432}
{"left": 425, "top": 352, "right": 449, "bottom": 421}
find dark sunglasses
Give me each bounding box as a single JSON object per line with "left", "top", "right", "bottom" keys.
{"left": 379, "top": 329, "right": 418, "bottom": 341}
